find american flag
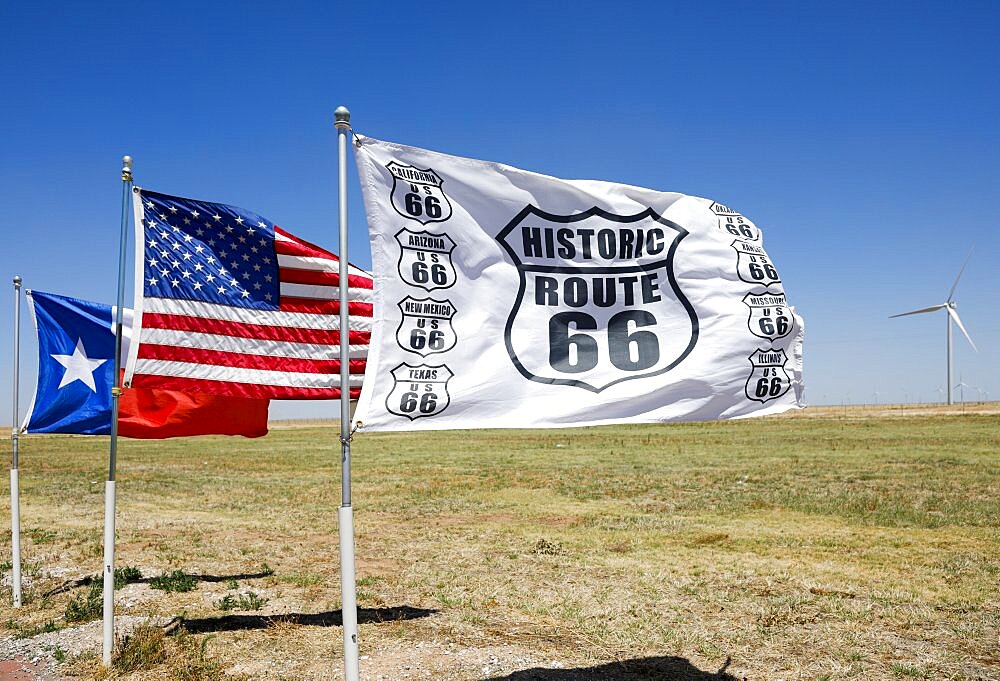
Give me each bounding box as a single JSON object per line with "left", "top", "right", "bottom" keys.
{"left": 124, "top": 188, "right": 372, "bottom": 399}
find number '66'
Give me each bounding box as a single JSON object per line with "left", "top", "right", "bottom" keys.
{"left": 549, "top": 311, "right": 660, "bottom": 373}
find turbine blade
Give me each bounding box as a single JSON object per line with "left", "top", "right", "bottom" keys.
{"left": 947, "top": 307, "right": 978, "bottom": 352}
{"left": 889, "top": 304, "right": 947, "bottom": 318}
{"left": 947, "top": 249, "right": 973, "bottom": 302}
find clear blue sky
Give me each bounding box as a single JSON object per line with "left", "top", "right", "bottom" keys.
{"left": 2, "top": 1, "right": 998, "bottom": 423}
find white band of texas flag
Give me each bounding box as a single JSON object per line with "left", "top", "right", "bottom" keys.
{"left": 125, "top": 187, "right": 373, "bottom": 399}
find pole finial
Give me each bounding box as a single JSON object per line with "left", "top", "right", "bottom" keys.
{"left": 334, "top": 106, "right": 351, "bottom": 130}
{"left": 13, "top": 275, "right": 22, "bottom": 288}
{"left": 121, "top": 155, "right": 133, "bottom": 182}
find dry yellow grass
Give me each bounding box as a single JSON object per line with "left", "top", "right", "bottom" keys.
{"left": 1, "top": 405, "right": 998, "bottom": 679}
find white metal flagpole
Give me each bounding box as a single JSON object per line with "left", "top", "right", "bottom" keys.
{"left": 334, "top": 105, "right": 361, "bottom": 681}
{"left": 10, "top": 275, "right": 23, "bottom": 608}
{"left": 102, "top": 155, "right": 133, "bottom": 665}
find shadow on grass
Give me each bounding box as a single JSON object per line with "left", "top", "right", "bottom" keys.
{"left": 42, "top": 570, "right": 275, "bottom": 597}
{"left": 169, "top": 605, "right": 436, "bottom": 634}
{"left": 489, "top": 656, "right": 741, "bottom": 680}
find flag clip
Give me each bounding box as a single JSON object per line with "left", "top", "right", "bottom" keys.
{"left": 111, "top": 387, "right": 123, "bottom": 397}
{"left": 340, "top": 421, "right": 361, "bottom": 445}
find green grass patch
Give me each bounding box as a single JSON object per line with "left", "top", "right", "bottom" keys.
{"left": 149, "top": 570, "right": 198, "bottom": 593}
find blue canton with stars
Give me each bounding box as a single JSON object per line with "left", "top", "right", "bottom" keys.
{"left": 139, "top": 189, "right": 281, "bottom": 310}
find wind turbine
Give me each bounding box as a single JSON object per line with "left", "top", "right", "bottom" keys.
{"left": 890, "top": 253, "right": 978, "bottom": 405}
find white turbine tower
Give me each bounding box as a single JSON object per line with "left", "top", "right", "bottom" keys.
{"left": 890, "top": 253, "right": 978, "bottom": 405}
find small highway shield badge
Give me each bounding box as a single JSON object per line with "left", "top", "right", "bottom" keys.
{"left": 386, "top": 161, "right": 453, "bottom": 225}
{"left": 395, "top": 228, "right": 457, "bottom": 291}
{"left": 396, "top": 297, "right": 458, "bottom": 357}
{"left": 743, "top": 292, "right": 793, "bottom": 341}
{"left": 386, "top": 363, "right": 454, "bottom": 420}
{"left": 745, "top": 348, "right": 792, "bottom": 403}
{"left": 731, "top": 240, "right": 781, "bottom": 288}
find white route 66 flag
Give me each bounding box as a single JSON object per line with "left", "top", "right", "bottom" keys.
{"left": 353, "top": 135, "right": 804, "bottom": 431}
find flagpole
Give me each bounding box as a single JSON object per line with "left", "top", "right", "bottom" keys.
{"left": 102, "top": 155, "right": 132, "bottom": 665}
{"left": 334, "top": 105, "right": 360, "bottom": 681}
{"left": 10, "top": 275, "right": 23, "bottom": 608}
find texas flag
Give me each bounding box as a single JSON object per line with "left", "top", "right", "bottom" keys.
{"left": 22, "top": 290, "right": 268, "bottom": 438}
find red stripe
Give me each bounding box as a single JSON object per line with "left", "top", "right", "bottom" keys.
{"left": 274, "top": 226, "right": 371, "bottom": 279}
{"left": 138, "top": 344, "right": 367, "bottom": 374}
{"left": 131, "top": 374, "right": 360, "bottom": 400}
{"left": 278, "top": 297, "right": 373, "bottom": 317}
{"left": 274, "top": 227, "right": 337, "bottom": 259}
{"left": 278, "top": 267, "right": 374, "bottom": 290}
{"left": 142, "top": 313, "right": 370, "bottom": 346}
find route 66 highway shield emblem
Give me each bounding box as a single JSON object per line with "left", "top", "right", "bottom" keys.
{"left": 395, "top": 228, "right": 457, "bottom": 291}
{"left": 496, "top": 205, "right": 698, "bottom": 393}
{"left": 743, "top": 292, "right": 793, "bottom": 342}
{"left": 385, "top": 363, "right": 454, "bottom": 420}
{"left": 386, "top": 161, "right": 453, "bottom": 225}
{"left": 745, "top": 348, "right": 792, "bottom": 403}
{"left": 396, "top": 296, "right": 458, "bottom": 357}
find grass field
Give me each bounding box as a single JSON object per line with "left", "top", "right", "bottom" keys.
{"left": 1, "top": 405, "right": 999, "bottom": 680}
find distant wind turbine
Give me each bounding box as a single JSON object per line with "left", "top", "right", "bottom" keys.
{"left": 890, "top": 252, "right": 978, "bottom": 405}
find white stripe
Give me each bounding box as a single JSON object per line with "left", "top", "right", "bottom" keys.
{"left": 278, "top": 280, "right": 374, "bottom": 303}
{"left": 134, "top": 359, "right": 365, "bottom": 388}
{"left": 143, "top": 297, "right": 372, "bottom": 331}
{"left": 277, "top": 253, "right": 373, "bottom": 280}
{"left": 141, "top": 328, "right": 369, "bottom": 360}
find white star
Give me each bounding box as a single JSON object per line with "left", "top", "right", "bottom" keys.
{"left": 218, "top": 286, "right": 226, "bottom": 294}
{"left": 225, "top": 225, "right": 234, "bottom": 233}
{"left": 181, "top": 270, "right": 192, "bottom": 278}
{"left": 219, "top": 268, "right": 228, "bottom": 277}
{"left": 191, "top": 209, "right": 200, "bottom": 218}
{"left": 160, "top": 230, "right": 170, "bottom": 240}
{"left": 183, "top": 218, "right": 191, "bottom": 225}
{"left": 168, "top": 205, "right": 178, "bottom": 213}
{"left": 194, "top": 263, "right": 204, "bottom": 272}
{"left": 145, "top": 200, "right": 154, "bottom": 209}
{"left": 193, "top": 282, "right": 203, "bottom": 291}
{"left": 241, "top": 290, "right": 250, "bottom": 298}
{"left": 51, "top": 339, "right": 107, "bottom": 392}
{"left": 206, "top": 274, "right": 216, "bottom": 283}
{"left": 194, "top": 245, "right": 205, "bottom": 254}
{"left": 147, "top": 238, "right": 157, "bottom": 248}
{"left": 258, "top": 221, "right": 266, "bottom": 229}
{"left": 213, "top": 214, "right": 222, "bottom": 222}
{"left": 247, "top": 226, "right": 255, "bottom": 235}
{"left": 230, "top": 277, "right": 238, "bottom": 286}
{"left": 253, "top": 282, "right": 261, "bottom": 290}
{"left": 206, "top": 257, "right": 216, "bottom": 265}
{"left": 264, "top": 293, "right": 273, "bottom": 301}
{"left": 182, "top": 252, "right": 193, "bottom": 261}
{"left": 170, "top": 278, "right": 180, "bottom": 287}
{"left": 183, "top": 234, "right": 194, "bottom": 242}
{"left": 235, "top": 216, "right": 244, "bottom": 225}
{"left": 148, "top": 277, "right": 158, "bottom": 286}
